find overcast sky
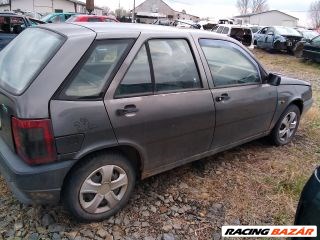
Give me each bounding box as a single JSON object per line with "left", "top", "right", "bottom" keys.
{"left": 82, "top": 0, "right": 314, "bottom": 26}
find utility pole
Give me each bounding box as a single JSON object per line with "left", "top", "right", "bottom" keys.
{"left": 132, "top": 0, "right": 136, "bottom": 23}
{"left": 86, "top": 0, "right": 94, "bottom": 15}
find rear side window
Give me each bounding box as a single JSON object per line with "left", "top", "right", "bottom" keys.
{"left": 61, "top": 39, "right": 132, "bottom": 99}
{"left": 115, "top": 45, "right": 152, "bottom": 97}
{"left": 0, "top": 28, "right": 64, "bottom": 94}
{"left": 149, "top": 39, "right": 201, "bottom": 92}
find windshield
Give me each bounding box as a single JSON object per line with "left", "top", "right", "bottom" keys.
{"left": 275, "top": 26, "right": 301, "bottom": 36}
{"left": 0, "top": 28, "right": 64, "bottom": 94}
{"left": 40, "top": 14, "right": 54, "bottom": 22}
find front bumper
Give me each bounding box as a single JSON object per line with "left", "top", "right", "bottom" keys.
{"left": 0, "top": 137, "right": 76, "bottom": 205}
{"left": 302, "top": 98, "right": 313, "bottom": 117}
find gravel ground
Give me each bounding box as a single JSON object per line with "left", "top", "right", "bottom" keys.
{"left": 0, "top": 49, "right": 319, "bottom": 240}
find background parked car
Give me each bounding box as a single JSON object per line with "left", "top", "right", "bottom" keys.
{"left": 254, "top": 26, "right": 303, "bottom": 53}
{"left": 0, "top": 13, "right": 44, "bottom": 51}
{"left": 302, "top": 35, "right": 320, "bottom": 62}
{"left": 41, "top": 12, "right": 76, "bottom": 23}
{"left": 295, "top": 28, "right": 319, "bottom": 41}
{"left": 212, "top": 24, "right": 253, "bottom": 47}
{"left": 66, "top": 15, "right": 118, "bottom": 23}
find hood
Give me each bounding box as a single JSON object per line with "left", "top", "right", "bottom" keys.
{"left": 280, "top": 76, "right": 311, "bottom": 86}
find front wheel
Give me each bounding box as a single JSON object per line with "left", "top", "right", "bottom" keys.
{"left": 270, "top": 105, "right": 301, "bottom": 146}
{"left": 63, "top": 152, "right": 136, "bottom": 222}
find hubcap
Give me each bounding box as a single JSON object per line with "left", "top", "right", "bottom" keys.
{"left": 279, "top": 111, "right": 297, "bottom": 142}
{"left": 79, "top": 165, "right": 128, "bottom": 214}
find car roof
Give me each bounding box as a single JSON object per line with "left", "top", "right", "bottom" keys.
{"left": 40, "top": 22, "right": 232, "bottom": 40}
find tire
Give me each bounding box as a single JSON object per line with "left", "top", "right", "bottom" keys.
{"left": 270, "top": 104, "right": 301, "bottom": 146}
{"left": 62, "top": 152, "right": 136, "bottom": 222}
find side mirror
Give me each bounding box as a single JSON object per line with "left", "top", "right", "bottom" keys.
{"left": 266, "top": 73, "right": 281, "bottom": 86}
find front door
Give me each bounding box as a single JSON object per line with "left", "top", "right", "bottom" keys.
{"left": 105, "top": 38, "right": 215, "bottom": 172}
{"left": 198, "top": 39, "right": 277, "bottom": 149}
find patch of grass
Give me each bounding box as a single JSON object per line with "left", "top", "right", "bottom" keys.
{"left": 276, "top": 175, "right": 308, "bottom": 200}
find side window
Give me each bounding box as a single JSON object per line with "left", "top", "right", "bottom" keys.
{"left": 61, "top": 40, "right": 131, "bottom": 99}
{"left": 199, "top": 39, "right": 260, "bottom": 87}
{"left": 115, "top": 45, "right": 152, "bottom": 97}
{"left": 88, "top": 18, "right": 101, "bottom": 22}
{"left": 260, "top": 27, "right": 268, "bottom": 34}
{"left": 148, "top": 39, "right": 201, "bottom": 92}
{"left": 216, "top": 26, "right": 224, "bottom": 33}
{"left": 10, "top": 17, "right": 25, "bottom": 34}
{"left": 222, "top": 27, "right": 229, "bottom": 34}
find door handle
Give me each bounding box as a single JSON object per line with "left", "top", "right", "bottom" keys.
{"left": 116, "top": 105, "right": 138, "bottom": 116}
{"left": 216, "top": 93, "right": 230, "bottom": 102}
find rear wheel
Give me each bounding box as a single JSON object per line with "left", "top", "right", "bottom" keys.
{"left": 63, "top": 152, "right": 136, "bottom": 222}
{"left": 270, "top": 105, "right": 301, "bottom": 146}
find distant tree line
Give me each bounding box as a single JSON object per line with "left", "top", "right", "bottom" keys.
{"left": 310, "top": 0, "right": 320, "bottom": 28}
{"left": 236, "top": 0, "right": 268, "bottom": 15}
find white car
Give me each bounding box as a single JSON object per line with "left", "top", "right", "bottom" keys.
{"left": 213, "top": 24, "right": 253, "bottom": 47}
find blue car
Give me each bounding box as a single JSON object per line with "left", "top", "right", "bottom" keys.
{"left": 0, "top": 13, "right": 44, "bottom": 51}
{"left": 254, "top": 26, "right": 303, "bottom": 53}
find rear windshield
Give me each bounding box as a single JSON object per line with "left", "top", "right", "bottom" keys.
{"left": 0, "top": 28, "right": 64, "bottom": 95}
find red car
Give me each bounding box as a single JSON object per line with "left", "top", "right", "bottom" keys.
{"left": 66, "top": 15, "right": 118, "bottom": 23}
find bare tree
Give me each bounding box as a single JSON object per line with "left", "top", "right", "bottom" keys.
{"left": 237, "top": 0, "right": 250, "bottom": 14}
{"left": 310, "top": 0, "right": 320, "bottom": 28}
{"left": 251, "top": 0, "right": 268, "bottom": 13}
{"left": 102, "top": 6, "right": 111, "bottom": 16}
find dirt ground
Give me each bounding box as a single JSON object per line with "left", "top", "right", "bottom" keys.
{"left": 0, "top": 49, "right": 319, "bottom": 240}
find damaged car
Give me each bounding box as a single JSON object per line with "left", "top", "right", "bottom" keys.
{"left": 302, "top": 35, "right": 320, "bottom": 62}
{"left": 254, "top": 26, "right": 303, "bottom": 53}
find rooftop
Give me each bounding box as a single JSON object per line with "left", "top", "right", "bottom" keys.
{"left": 234, "top": 10, "right": 299, "bottom": 20}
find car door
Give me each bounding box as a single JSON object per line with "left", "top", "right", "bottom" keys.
{"left": 198, "top": 39, "right": 277, "bottom": 149}
{"left": 105, "top": 36, "right": 215, "bottom": 173}
{"left": 256, "top": 27, "right": 268, "bottom": 48}
{"left": 265, "top": 27, "right": 275, "bottom": 50}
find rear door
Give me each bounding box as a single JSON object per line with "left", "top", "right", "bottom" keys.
{"left": 105, "top": 34, "right": 215, "bottom": 173}
{"left": 198, "top": 39, "right": 277, "bottom": 149}
{"left": 265, "top": 27, "right": 275, "bottom": 49}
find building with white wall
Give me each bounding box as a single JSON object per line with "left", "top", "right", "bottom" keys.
{"left": 0, "top": 0, "right": 103, "bottom": 17}
{"left": 234, "top": 10, "right": 299, "bottom": 27}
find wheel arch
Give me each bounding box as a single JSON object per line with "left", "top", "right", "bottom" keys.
{"left": 290, "top": 98, "right": 304, "bottom": 114}
{"left": 61, "top": 144, "right": 145, "bottom": 199}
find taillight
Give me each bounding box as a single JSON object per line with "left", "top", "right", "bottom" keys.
{"left": 11, "top": 117, "right": 57, "bottom": 165}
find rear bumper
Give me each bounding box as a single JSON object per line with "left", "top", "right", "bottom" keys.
{"left": 0, "top": 137, "right": 76, "bottom": 205}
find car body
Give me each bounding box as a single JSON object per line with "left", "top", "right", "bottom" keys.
{"left": 302, "top": 35, "right": 320, "bottom": 62}
{"left": 0, "top": 23, "right": 313, "bottom": 221}
{"left": 295, "top": 28, "right": 319, "bottom": 41}
{"left": 41, "top": 13, "right": 76, "bottom": 23}
{"left": 212, "top": 24, "right": 253, "bottom": 47}
{"left": 66, "top": 15, "right": 118, "bottom": 23}
{"left": 295, "top": 166, "right": 320, "bottom": 239}
{"left": 254, "top": 26, "right": 303, "bottom": 53}
{"left": 0, "top": 13, "right": 44, "bottom": 51}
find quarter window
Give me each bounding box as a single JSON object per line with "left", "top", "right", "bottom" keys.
{"left": 199, "top": 39, "right": 260, "bottom": 87}
{"left": 149, "top": 39, "right": 201, "bottom": 92}
{"left": 62, "top": 40, "right": 132, "bottom": 99}
{"left": 115, "top": 45, "right": 152, "bottom": 97}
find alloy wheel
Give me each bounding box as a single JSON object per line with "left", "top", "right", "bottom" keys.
{"left": 279, "top": 111, "right": 297, "bottom": 143}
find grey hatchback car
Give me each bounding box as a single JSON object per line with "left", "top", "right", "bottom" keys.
{"left": 0, "top": 23, "right": 313, "bottom": 221}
